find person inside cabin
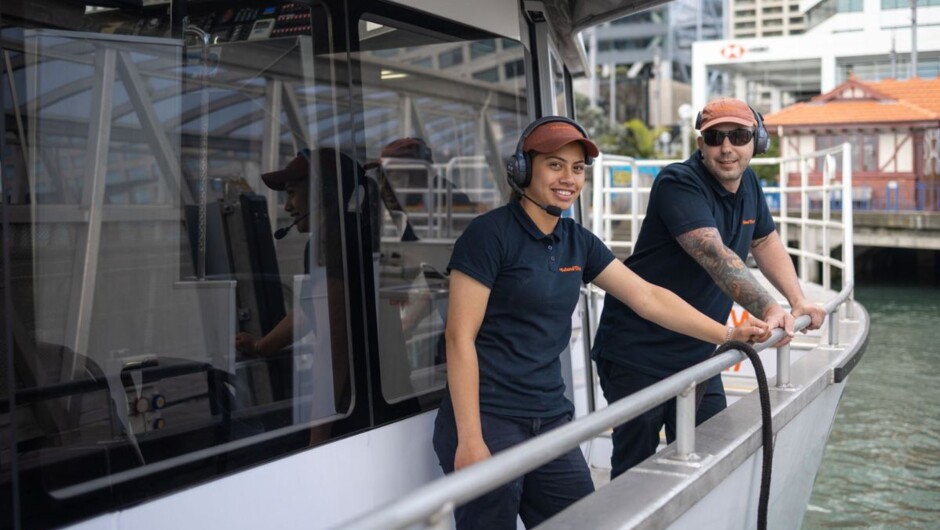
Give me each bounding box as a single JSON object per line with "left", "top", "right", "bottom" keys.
{"left": 233, "top": 147, "right": 357, "bottom": 358}
{"left": 590, "top": 97, "right": 828, "bottom": 479}
{"left": 234, "top": 148, "right": 362, "bottom": 436}
{"left": 434, "top": 116, "right": 771, "bottom": 529}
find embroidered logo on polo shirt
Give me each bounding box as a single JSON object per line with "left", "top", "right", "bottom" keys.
{"left": 742, "top": 219, "right": 756, "bottom": 225}
{"left": 559, "top": 265, "right": 582, "bottom": 272}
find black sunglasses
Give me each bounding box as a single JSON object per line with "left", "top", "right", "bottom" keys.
{"left": 702, "top": 129, "right": 754, "bottom": 147}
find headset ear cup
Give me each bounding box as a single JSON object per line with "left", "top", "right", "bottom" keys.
{"left": 755, "top": 129, "right": 769, "bottom": 155}
{"left": 507, "top": 152, "right": 527, "bottom": 190}
{"left": 752, "top": 109, "right": 769, "bottom": 155}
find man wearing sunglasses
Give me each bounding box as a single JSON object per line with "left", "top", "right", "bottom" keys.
{"left": 591, "top": 97, "right": 827, "bottom": 478}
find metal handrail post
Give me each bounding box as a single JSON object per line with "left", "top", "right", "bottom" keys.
{"left": 828, "top": 307, "right": 840, "bottom": 346}
{"left": 592, "top": 153, "right": 603, "bottom": 237}
{"left": 800, "top": 159, "right": 809, "bottom": 282}
{"left": 604, "top": 162, "right": 613, "bottom": 242}
{"left": 675, "top": 383, "right": 697, "bottom": 460}
{"left": 842, "top": 143, "right": 855, "bottom": 319}
{"left": 776, "top": 343, "right": 792, "bottom": 388}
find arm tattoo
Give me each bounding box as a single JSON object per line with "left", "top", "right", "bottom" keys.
{"left": 676, "top": 227, "right": 776, "bottom": 317}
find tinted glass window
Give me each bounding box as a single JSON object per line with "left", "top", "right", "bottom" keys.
{"left": 1, "top": 1, "right": 358, "bottom": 527}
{"left": 355, "top": 16, "right": 527, "bottom": 403}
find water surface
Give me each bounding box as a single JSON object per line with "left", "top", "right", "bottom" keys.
{"left": 803, "top": 284, "right": 940, "bottom": 529}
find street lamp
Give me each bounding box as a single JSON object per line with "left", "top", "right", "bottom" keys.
{"left": 658, "top": 131, "right": 672, "bottom": 157}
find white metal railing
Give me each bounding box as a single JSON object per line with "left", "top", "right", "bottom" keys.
{"left": 589, "top": 143, "right": 855, "bottom": 319}
{"left": 336, "top": 144, "right": 856, "bottom": 530}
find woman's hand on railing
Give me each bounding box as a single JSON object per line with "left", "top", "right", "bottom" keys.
{"left": 455, "top": 437, "right": 492, "bottom": 471}
{"left": 731, "top": 316, "right": 772, "bottom": 344}
{"left": 761, "top": 304, "right": 798, "bottom": 347}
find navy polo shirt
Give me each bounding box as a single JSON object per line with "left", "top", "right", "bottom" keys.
{"left": 591, "top": 151, "right": 775, "bottom": 378}
{"left": 448, "top": 200, "right": 616, "bottom": 418}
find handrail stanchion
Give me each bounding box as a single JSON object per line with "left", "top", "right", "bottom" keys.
{"left": 842, "top": 143, "right": 855, "bottom": 320}
{"left": 604, "top": 162, "right": 613, "bottom": 243}
{"left": 800, "top": 159, "right": 809, "bottom": 282}
{"left": 827, "top": 307, "right": 840, "bottom": 346}
{"left": 592, "top": 153, "right": 603, "bottom": 237}
{"left": 675, "top": 383, "right": 697, "bottom": 460}
{"left": 776, "top": 343, "right": 792, "bottom": 388}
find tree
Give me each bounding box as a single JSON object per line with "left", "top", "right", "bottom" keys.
{"left": 752, "top": 137, "right": 780, "bottom": 185}
{"left": 575, "top": 93, "right": 668, "bottom": 158}
{"left": 614, "top": 119, "right": 665, "bottom": 158}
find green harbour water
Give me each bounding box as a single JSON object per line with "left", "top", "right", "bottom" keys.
{"left": 803, "top": 284, "right": 940, "bottom": 529}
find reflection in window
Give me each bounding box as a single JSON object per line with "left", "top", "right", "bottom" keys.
{"left": 473, "top": 67, "right": 499, "bottom": 82}
{"left": 550, "top": 51, "right": 568, "bottom": 115}
{"left": 409, "top": 56, "right": 433, "bottom": 68}
{"left": 1, "top": 2, "right": 352, "bottom": 527}
{"left": 356, "top": 16, "right": 527, "bottom": 403}
{"left": 470, "top": 39, "right": 496, "bottom": 59}
{"left": 438, "top": 47, "right": 464, "bottom": 68}
{"left": 504, "top": 58, "right": 525, "bottom": 79}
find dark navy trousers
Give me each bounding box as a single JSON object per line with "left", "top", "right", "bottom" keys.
{"left": 432, "top": 396, "right": 594, "bottom": 530}
{"left": 597, "top": 358, "right": 727, "bottom": 479}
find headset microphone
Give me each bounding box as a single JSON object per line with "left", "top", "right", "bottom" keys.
{"left": 507, "top": 179, "right": 563, "bottom": 217}
{"left": 529, "top": 196, "right": 563, "bottom": 217}
{"left": 274, "top": 213, "right": 309, "bottom": 240}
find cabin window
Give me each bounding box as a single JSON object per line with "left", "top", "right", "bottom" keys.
{"left": 354, "top": 14, "right": 529, "bottom": 404}
{"left": 1, "top": 1, "right": 359, "bottom": 527}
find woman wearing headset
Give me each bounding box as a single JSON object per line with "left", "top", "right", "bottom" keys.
{"left": 433, "top": 117, "right": 770, "bottom": 529}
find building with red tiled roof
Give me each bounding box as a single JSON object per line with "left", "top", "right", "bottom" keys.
{"left": 764, "top": 77, "right": 940, "bottom": 211}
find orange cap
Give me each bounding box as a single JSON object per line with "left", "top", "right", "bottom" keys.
{"left": 523, "top": 121, "right": 599, "bottom": 157}
{"left": 698, "top": 98, "right": 756, "bottom": 131}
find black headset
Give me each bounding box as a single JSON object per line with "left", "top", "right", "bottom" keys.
{"left": 506, "top": 116, "right": 594, "bottom": 190}
{"left": 695, "top": 105, "right": 770, "bottom": 156}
